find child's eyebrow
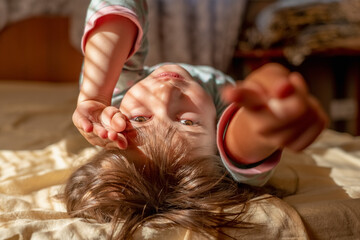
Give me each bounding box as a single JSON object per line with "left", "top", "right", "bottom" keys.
{"left": 125, "top": 124, "right": 206, "bottom": 140}
{"left": 128, "top": 124, "right": 151, "bottom": 133}
{"left": 178, "top": 128, "right": 207, "bottom": 137}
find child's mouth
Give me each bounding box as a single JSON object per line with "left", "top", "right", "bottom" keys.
{"left": 156, "top": 72, "right": 185, "bottom": 80}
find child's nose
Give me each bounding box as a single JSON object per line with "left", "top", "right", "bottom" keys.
{"left": 152, "top": 82, "right": 182, "bottom": 119}
{"left": 155, "top": 82, "right": 181, "bottom": 104}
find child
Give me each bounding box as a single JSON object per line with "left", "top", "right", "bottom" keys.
{"left": 67, "top": 0, "right": 328, "bottom": 239}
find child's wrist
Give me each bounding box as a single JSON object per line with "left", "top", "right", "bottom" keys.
{"left": 227, "top": 149, "right": 282, "bottom": 170}
{"left": 225, "top": 146, "right": 280, "bottom": 166}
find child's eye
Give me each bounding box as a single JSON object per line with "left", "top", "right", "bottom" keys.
{"left": 133, "top": 116, "right": 149, "bottom": 122}
{"left": 180, "top": 119, "right": 194, "bottom": 126}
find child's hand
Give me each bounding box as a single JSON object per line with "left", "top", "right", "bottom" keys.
{"left": 72, "top": 100, "right": 128, "bottom": 149}
{"left": 222, "top": 63, "right": 328, "bottom": 156}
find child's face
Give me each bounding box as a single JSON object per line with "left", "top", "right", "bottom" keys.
{"left": 120, "top": 64, "right": 217, "bottom": 155}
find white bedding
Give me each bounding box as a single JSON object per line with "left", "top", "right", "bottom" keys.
{"left": 0, "top": 80, "right": 359, "bottom": 239}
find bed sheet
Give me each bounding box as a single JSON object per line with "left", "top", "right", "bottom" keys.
{"left": 0, "top": 80, "right": 359, "bottom": 239}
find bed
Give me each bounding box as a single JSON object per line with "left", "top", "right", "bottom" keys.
{"left": 0, "top": 16, "right": 360, "bottom": 240}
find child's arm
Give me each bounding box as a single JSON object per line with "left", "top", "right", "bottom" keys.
{"left": 222, "top": 63, "right": 328, "bottom": 165}
{"left": 72, "top": 15, "right": 137, "bottom": 149}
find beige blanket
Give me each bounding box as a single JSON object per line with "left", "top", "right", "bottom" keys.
{"left": 0, "top": 81, "right": 359, "bottom": 239}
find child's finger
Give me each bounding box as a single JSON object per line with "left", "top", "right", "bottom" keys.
{"left": 100, "top": 106, "right": 120, "bottom": 129}
{"left": 246, "top": 63, "right": 291, "bottom": 97}
{"left": 286, "top": 120, "right": 325, "bottom": 151}
{"left": 116, "top": 133, "right": 128, "bottom": 149}
{"left": 93, "top": 123, "right": 108, "bottom": 139}
{"left": 267, "top": 98, "right": 288, "bottom": 119}
{"left": 72, "top": 109, "right": 94, "bottom": 133}
{"left": 222, "top": 84, "right": 267, "bottom": 110}
{"left": 263, "top": 98, "right": 328, "bottom": 150}
{"left": 107, "top": 130, "right": 128, "bottom": 149}
{"left": 260, "top": 108, "right": 313, "bottom": 142}
{"left": 107, "top": 130, "right": 118, "bottom": 141}
{"left": 289, "top": 72, "right": 308, "bottom": 95}
{"left": 110, "top": 112, "right": 127, "bottom": 132}
{"left": 78, "top": 116, "right": 93, "bottom": 133}
{"left": 274, "top": 80, "right": 295, "bottom": 99}
{"left": 100, "top": 106, "right": 127, "bottom": 133}
{"left": 268, "top": 77, "right": 310, "bottom": 121}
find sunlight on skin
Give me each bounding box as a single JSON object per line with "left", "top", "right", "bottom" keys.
{"left": 118, "top": 64, "right": 218, "bottom": 156}
{"left": 223, "top": 65, "right": 328, "bottom": 162}
{"left": 80, "top": 32, "right": 120, "bottom": 104}
{"left": 74, "top": 14, "right": 216, "bottom": 152}
{"left": 78, "top": 15, "right": 137, "bottom": 105}
{"left": 73, "top": 12, "right": 328, "bottom": 165}
{"left": 86, "top": 33, "right": 119, "bottom": 74}
{"left": 78, "top": 55, "right": 219, "bottom": 155}
{"left": 73, "top": 15, "right": 137, "bottom": 149}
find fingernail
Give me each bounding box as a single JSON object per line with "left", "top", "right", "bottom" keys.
{"left": 277, "top": 81, "right": 295, "bottom": 98}
{"left": 117, "top": 135, "right": 128, "bottom": 149}
{"left": 268, "top": 99, "right": 286, "bottom": 119}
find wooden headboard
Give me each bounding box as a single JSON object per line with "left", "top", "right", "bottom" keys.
{"left": 0, "top": 16, "right": 83, "bottom": 82}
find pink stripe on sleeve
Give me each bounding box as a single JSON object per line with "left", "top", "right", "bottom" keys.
{"left": 217, "top": 103, "right": 281, "bottom": 175}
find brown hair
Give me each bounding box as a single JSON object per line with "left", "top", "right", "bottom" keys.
{"left": 63, "top": 127, "right": 267, "bottom": 239}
